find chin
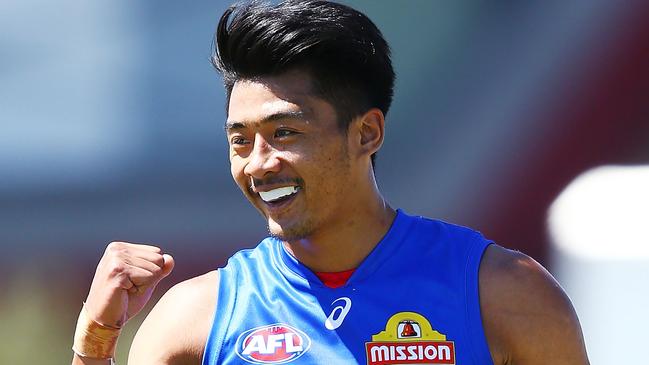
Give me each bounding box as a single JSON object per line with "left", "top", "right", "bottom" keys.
{"left": 267, "top": 218, "right": 313, "bottom": 241}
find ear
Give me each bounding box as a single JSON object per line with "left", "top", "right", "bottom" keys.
{"left": 354, "top": 108, "right": 386, "bottom": 158}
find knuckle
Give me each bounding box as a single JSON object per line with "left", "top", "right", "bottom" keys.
{"left": 105, "top": 241, "right": 124, "bottom": 253}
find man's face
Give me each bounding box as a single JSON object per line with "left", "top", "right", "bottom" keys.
{"left": 226, "top": 70, "right": 356, "bottom": 240}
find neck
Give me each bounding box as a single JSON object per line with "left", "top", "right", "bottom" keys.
{"left": 282, "top": 185, "right": 396, "bottom": 273}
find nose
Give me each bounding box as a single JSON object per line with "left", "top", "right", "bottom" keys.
{"left": 243, "top": 133, "right": 281, "bottom": 179}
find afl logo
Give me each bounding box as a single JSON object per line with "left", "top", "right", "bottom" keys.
{"left": 235, "top": 323, "right": 311, "bottom": 364}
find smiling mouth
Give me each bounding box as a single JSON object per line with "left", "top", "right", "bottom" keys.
{"left": 258, "top": 186, "right": 300, "bottom": 204}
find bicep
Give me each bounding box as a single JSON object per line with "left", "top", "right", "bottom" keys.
{"left": 480, "top": 246, "right": 589, "bottom": 365}
{"left": 128, "top": 272, "right": 218, "bottom": 365}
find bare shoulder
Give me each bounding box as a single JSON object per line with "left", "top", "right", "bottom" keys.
{"left": 479, "top": 245, "right": 589, "bottom": 365}
{"left": 128, "top": 270, "right": 220, "bottom": 365}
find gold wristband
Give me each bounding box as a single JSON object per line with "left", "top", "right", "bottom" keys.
{"left": 72, "top": 303, "right": 121, "bottom": 359}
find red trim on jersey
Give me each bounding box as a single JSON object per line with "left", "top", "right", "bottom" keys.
{"left": 314, "top": 268, "right": 355, "bottom": 288}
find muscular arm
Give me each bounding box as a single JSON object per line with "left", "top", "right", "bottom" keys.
{"left": 479, "top": 245, "right": 589, "bottom": 365}
{"left": 128, "top": 270, "right": 219, "bottom": 365}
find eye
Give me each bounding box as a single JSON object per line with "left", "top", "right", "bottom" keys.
{"left": 230, "top": 136, "right": 250, "bottom": 145}
{"left": 274, "top": 128, "right": 297, "bottom": 138}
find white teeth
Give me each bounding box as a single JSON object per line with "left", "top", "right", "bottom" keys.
{"left": 259, "top": 186, "right": 299, "bottom": 202}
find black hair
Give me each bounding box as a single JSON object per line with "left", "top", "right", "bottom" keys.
{"left": 212, "top": 0, "right": 395, "bottom": 167}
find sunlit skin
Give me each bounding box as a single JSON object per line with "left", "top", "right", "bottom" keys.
{"left": 226, "top": 69, "right": 396, "bottom": 272}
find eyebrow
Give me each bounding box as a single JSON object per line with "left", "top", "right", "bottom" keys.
{"left": 224, "top": 110, "right": 307, "bottom": 133}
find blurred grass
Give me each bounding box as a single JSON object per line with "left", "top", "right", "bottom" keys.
{"left": 0, "top": 272, "right": 72, "bottom": 363}
{"left": 0, "top": 271, "right": 147, "bottom": 364}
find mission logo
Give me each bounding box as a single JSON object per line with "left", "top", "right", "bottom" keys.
{"left": 235, "top": 323, "right": 311, "bottom": 364}
{"left": 365, "top": 312, "right": 456, "bottom": 365}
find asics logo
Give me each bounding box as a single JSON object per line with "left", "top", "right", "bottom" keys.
{"left": 325, "top": 297, "right": 352, "bottom": 330}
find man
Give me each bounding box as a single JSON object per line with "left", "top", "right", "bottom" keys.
{"left": 71, "top": 1, "right": 590, "bottom": 364}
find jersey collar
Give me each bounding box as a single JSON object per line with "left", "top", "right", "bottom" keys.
{"left": 270, "top": 209, "right": 416, "bottom": 289}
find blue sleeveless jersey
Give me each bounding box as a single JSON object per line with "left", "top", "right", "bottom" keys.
{"left": 203, "top": 210, "right": 494, "bottom": 364}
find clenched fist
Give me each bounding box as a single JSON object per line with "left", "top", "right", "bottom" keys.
{"left": 84, "top": 242, "right": 175, "bottom": 329}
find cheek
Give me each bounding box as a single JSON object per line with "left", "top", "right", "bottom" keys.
{"left": 304, "top": 141, "right": 350, "bottom": 190}
{"left": 230, "top": 159, "right": 247, "bottom": 189}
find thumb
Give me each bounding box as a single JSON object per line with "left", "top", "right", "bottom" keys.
{"left": 161, "top": 253, "right": 175, "bottom": 278}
